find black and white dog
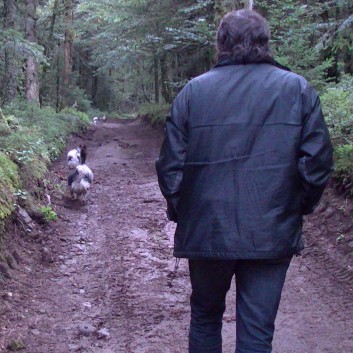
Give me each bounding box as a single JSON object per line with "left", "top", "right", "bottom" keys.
{"left": 67, "top": 145, "right": 94, "bottom": 201}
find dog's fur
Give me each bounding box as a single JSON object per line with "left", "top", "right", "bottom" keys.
{"left": 67, "top": 145, "right": 93, "bottom": 201}
{"left": 67, "top": 147, "right": 81, "bottom": 169}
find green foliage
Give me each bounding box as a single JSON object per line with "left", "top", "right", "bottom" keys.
{"left": 2, "top": 101, "right": 90, "bottom": 162}
{"left": 0, "top": 152, "right": 20, "bottom": 221}
{"left": 118, "top": 112, "right": 138, "bottom": 120}
{"left": 4, "top": 114, "right": 20, "bottom": 131}
{"left": 138, "top": 103, "right": 171, "bottom": 125}
{"left": 60, "top": 108, "right": 91, "bottom": 126}
{"left": 73, "top": 0, "right": 352, "bottom": 112}
{"left": 321, "top": 75, "right": 353, "bottom": 193}
{"left": 332, "top": 144, "right": 353, "bottom": 195}
{"left": 39, "top": 206, "right": 57, "bottom": 222}
{"left": 0, "top": 0, "right": 352, "bottom": 199}
{"left": 61, "top": 87, "right": 93, "bottom": 114}
{"left": 0, "top": 101, "right": 89, "bottom": 226}
{"left": 76, "top": 0, "right": 215, "bottom": 111}
{"left": 321, "top": 75, "right": 353, "bottom": 145}
{"left": 334, "top": 145, "right": 353, "bottom": 177}
{"left": 0, "top": 121, "right": 12, "bottom": 137}
{"left": 0, "top": 109, "right": 13, "bottom": 136}
{"left": 255, "top": 0, "right": 353, "bottom": 88}
{"left": 0, "top": 29, "right": 46, "bottom": 64}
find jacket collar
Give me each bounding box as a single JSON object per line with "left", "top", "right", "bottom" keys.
{"left": 214, "top": 57, "right": 291, "bottom": 72}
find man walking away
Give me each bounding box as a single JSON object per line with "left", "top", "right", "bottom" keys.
{"left": 156, "top": 9, "right": 333, "bottom": 353}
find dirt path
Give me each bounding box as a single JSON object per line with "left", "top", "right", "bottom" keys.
{"left": 1, "top": 119, "right": 353, "bottom": 353}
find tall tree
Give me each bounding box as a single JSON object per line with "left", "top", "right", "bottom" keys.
{"left": 44, "top": 0, "right": 60, "bottom": 58}
{"left": 63, "top": 0, "right": 73, "bottom": 86}
{"left": 0, "top": 0, "right": 350, "bottom": 115}
{"left": 25, "top": 0, "right": 39, "bottom": 103}
{"left": 3, "top": 0, "right": 18, "bottom": 103}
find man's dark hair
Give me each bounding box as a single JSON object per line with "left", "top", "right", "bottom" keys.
{"left": 216, "top": 9, "right": 273, "bottom": 64}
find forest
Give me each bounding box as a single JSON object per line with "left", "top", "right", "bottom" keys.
{"left": 1, "top": 1, "right": 353, "bottom": 351}
{"left": 0, "top": 0, "right": 353, "bottom": 229}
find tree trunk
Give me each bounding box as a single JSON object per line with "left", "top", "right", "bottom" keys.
{"left": 92, "top": 70, "right": 98, "bottom": 105}
{"left": 63, "top": 0, "right": 73, "bottom": 86}
{"left": 56, "top": 53, "right": 61, "bottom": 111}
{"left": 343, "top": 46, "right": 353, "bottom": 75}
{"left": 45, "top": 0, "right": 59, "bottom": 57}
{"left": 40, "top": 0, "right": 59, "bottom": 105}
{"left": 78, "top": 49, "right": 91, "bottom": 93}
{"left": 25, "top": 0, "right": 39, "bottom": 103}
{"left": 3, "top": 0, "right": 18, "bottom": 104}
{"left": 160, "top": 54, "right": 172, "bottom": 104}
{"left": 154, "top": 54, "right": 159, "bottom": 103}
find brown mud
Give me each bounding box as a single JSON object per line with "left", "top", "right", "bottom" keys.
{"left": 1, "top": 118, "right": 353, "bottom": 353}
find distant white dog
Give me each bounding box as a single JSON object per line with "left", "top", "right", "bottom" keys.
{"left": 67, "top": 145, "right": 94, "bottom": 201}
{"left": 92, "top": 115, "right": 106, "bottom": 125}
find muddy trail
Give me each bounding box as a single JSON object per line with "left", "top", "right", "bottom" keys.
{"left": 1, "top": 118, "right": 353, "bottom": 353}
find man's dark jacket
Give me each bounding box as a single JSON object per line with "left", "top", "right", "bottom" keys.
{"left": 156, "top": 62, "right": 333, "bottom": 260}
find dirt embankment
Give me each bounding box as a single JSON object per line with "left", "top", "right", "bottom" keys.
{"left": 1, "top": 118, "right": 353, "bottom": 353}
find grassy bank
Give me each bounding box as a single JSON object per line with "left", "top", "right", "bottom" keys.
{"left": 0, "top": 102, "right": 90, "bottom": 238}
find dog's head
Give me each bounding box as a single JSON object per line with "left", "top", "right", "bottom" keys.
{"left": 67, "top": 148, "right": 81, "bottom": 169}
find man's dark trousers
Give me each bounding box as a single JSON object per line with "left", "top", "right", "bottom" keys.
{"left": 188, "top": 257, "right": 291, "bottom": 353}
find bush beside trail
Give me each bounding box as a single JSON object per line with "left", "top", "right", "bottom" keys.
{"left": 0, "top": 102, "right": 90, "bottom": 241}
{"left": 321, "top": 75, "right": 353, "bottom": 195}
{"left": 138, "top": 103, "right": 171, "bottom": 126}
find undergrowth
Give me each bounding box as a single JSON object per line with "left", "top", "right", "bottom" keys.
{"left": 0, "top": 152, "right": 20, "bottom": 221}
{"left": 321, "top": 75, "right": 353, "bottom": 195}
{"left": 138, "top": 103, "right": 171, "bottom": 125}
{"left": 0, "top": 101, "right": 90, "bottom": 235}
{"left": 39, "top": 206, "right": 58, "bottom": 222}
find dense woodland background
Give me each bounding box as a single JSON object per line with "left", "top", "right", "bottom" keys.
{"left": 0, "top": 0, "right": 353, "bottom": 230}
